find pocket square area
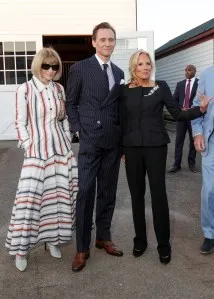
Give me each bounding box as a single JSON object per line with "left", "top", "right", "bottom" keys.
{"left": 120, "top": 79, "right": 125, "bottom": 85}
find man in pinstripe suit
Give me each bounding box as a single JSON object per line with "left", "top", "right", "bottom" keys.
{"left": 66, "top": 22, "right": 124, "bottom": 272}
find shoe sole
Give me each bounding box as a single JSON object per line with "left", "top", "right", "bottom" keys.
{"left": 16, "top": 265, "right": 27, "bottom": 272}
{"left": 72, "top": 264, "right": 86, "bottom": 272}
{"left": 168, "top": 169, "right": 181, "bottom": 173}
{"left": 95, "top": 244, "right": 123, "bottom": 256}
{"left": 15, "top": 260, "right": 27, "bottom": 272}
{"left": 200, "top": 247, "right": 214, "bottom": 254}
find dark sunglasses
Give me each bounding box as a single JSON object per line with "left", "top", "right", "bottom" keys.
{"left": 41, "top": 64, "right": 60, "bottom": 71}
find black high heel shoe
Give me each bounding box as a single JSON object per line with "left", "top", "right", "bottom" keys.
{"left": 133, "top": 244, "right": 147, "bottom": 257}
{"left": 159, "top": 253, "right": 171, "bottom": 265}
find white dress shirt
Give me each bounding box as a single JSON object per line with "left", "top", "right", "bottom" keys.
{"left": 95, "top": 54, "right": 115, "bottom": 90}
{"left": 185, "top": 77, "right": 196, "bottom": 96}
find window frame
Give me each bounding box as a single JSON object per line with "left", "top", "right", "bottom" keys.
{"left": 0, "top": 41, "right": 36, "bottom": 85}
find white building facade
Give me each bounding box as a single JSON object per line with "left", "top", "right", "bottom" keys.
{"left": 155, "top": 19, "right": 214, "bottom": 93}
{"left": 0, "top": 0, "right": 154, "bottom": 140}
{"left": 156, "top": 40, "right": 214, "bottom": 93}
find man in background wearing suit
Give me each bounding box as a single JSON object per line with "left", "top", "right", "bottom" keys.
{"left": 191, "top": 65, "right": 214, "bottom": 254}
{"left": 168, "top": 65, "right": 198, "bottom": 173}
{"left": 66, "top": 22, "right": 124, "bottom": 272}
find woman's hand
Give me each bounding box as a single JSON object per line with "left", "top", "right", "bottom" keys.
{"left": 198, "top": 93, "right": 210, "bottom": 113}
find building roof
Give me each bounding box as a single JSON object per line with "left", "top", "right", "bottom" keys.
{"left": 155, "top": 18, "right": 214, "bottom": 54}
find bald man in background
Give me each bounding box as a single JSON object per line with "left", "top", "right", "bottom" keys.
{"left": 168, "top": 65, "right": 199, "bottom": 173}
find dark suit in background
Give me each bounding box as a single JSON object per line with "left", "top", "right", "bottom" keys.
{"left": 169, "top": 64, "right": 198, "bottom": 173}
{"left": 66, "top": 55, "right": 124, "bottom": 253}
{"left": 173, "top": 78, "right": 198, "bottom": 168}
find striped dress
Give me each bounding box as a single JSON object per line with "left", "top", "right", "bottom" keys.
{"left": 5, "top": 76, "right": 78, "bottom": 256}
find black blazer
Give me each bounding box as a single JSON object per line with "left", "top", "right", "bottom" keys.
{"left": 173, "top": 78, "right": 198, "bottom": 107}
{"left": 120, "top": 80, "right": 203, "bottom": 147}
{"left": 66, "top": 55, "right": 124, "bottom": 148}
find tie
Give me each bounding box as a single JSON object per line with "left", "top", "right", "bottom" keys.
{"left": 103, "top": 63, "right": 109, "bottom": 92}
{"left": 183, "top": 79, "right": 191, "bottom": 108}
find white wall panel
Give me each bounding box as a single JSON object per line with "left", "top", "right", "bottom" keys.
{"left": 0, "top": 0, "right": 137, "bottom": 140}
{"left": 0, "top": 0, "right": 136, "bottom": 35}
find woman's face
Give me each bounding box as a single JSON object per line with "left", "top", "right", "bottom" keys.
{"left": 135, "top": 53, "right": 152, "bottom": 80}
{"left": 40, "top": 59, "right": 59, "bottom": 83}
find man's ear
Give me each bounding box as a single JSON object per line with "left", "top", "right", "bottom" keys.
{"left": 92, "top": 39, "right": 96, "bottom": 48}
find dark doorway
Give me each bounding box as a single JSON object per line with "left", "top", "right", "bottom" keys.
{"left": 43, "top": 35, "right": 95, "bottom": 90}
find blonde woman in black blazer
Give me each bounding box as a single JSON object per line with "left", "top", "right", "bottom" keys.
{"left": 120, "top": 50, "right": 208, "bottom": 264}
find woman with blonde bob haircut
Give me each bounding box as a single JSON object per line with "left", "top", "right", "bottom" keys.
{"left": 5, "top": 47, "right": 78, "bottom": 272}
{"left": 31, "top": 47, "right": 62, "bottom": 81}
{"left": 120, "top": 49, "right": 208, "bottom": 264}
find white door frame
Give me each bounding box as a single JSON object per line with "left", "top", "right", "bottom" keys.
{"left": 111, "top": 31, "right": 154, "bottom": 82}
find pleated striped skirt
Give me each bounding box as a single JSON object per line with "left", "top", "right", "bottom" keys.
{"left": 5, "top": 150, "right": 78, "bottom": 256}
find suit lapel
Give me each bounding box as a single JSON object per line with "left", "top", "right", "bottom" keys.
{"left": 180, "top": 80, "right": 186, "bottom": 105}
{"left": 88, "top": 55, "right": 120, "bottom": 107}
{"left": 88, "top": 55, "right": 108, "bottom": 88}
{"left": 111, "top": 62, "right": 120, "bottom": 85}
{"left": 182, "top": 80, "right": 186, "bottom": 96}
{"left": 101, "top": 63, "right": 120, "bottom": 107}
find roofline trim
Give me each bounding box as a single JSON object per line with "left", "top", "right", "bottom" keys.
{"left": 155, "top": 29, "right": 214, "bottom": 60}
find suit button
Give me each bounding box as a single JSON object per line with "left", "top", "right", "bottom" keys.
{"left": 50, "top": 108, "right": 52, "bottom": 110}
{"left": 97, "top": 121, "right": 101, "bottom": 125}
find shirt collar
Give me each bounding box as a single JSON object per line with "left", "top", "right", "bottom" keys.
{"left": 186, "top": 77, "right": 196, "bottom": 83}
{"left": 32, "top": 75, "right": 55, "bottom": 92}
{"left": 95, "top": 54, "right": 111, "bottom": 68}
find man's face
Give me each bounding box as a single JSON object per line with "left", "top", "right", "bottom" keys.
{"left": 185, "top": 65, "right": 196, "bottom": 79}
{"left": 92, "top": 28, "right": 116, "bottom": 59}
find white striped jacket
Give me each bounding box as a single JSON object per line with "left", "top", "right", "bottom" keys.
{"left": 15, "top": 76, "right": 72, "bottom": 160}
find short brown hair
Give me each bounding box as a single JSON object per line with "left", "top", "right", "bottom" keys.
{"left": 31, "top": 47, "right": 62, "bottom": 81}
{"left": 92, "top": 22, "right": 116, "bottom": 41}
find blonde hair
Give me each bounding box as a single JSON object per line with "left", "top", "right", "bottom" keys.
{"left": 128, "top": 49, "right": 155, "bottom": 83}
{"left": 31, "top": 47, "right": 62, "bottom": 81}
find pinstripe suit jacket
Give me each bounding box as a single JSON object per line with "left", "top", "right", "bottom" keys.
{"left": 66, "top": 55, "right": 124, "bottom": 149}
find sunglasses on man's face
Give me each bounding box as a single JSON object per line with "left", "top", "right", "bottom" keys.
{"left": 41, "top": 64, "right": 60, "bottom": 71}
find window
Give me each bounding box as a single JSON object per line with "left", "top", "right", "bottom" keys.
{"left": 0, "top": 41, "right": 36, "bottom": 85}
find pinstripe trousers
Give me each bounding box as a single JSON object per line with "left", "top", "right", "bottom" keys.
{"left": 76, "top": 144, "right": 121, "bottom": 252}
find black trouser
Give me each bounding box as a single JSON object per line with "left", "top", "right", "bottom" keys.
{"left": 174, "top": 120, "right": 196, "bottom": 167}
{"left": 124, "top": 146, "right": 170, "bottom": 252}
{"left": 76, "top": 144, "right": 121, "bottom": 252}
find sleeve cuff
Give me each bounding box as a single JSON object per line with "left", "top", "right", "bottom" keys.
{"left": 193, "top": 133, "right": 203, "bottom": 138}
{"left": 18, "top": 138, "right": 30, "bottom": 150}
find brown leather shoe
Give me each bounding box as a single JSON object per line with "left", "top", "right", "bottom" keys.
{"left": 95, "top": 240, "right": 123, "bottom": 257}
{"left": 72, "top": 251, "right": 90, "bottom": 272}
